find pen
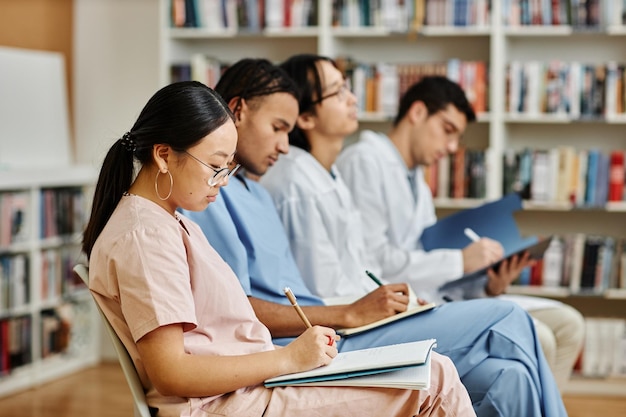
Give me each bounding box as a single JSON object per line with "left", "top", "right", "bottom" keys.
{"left": 365, "top": 270, "right": 383, "bottom": 286}
{"left": 464, "top": 227, "right": 481, "bottom": 243}
{"left": 284, "top": 287, "right": 312, "bottom": 328}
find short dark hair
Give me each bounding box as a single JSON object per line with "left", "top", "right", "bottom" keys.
{"left": 394, "top": 76, "right": 476, "bottom": 126}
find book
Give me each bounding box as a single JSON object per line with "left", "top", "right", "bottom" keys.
{"left": 335, "top": 302, "right": 437, "bottom": 337}
{"left": 8, "top": 192, "right": 30, "bottom": 244}
{"left": 531, "top": 150, "right": 550, "bottom": 202}
{"left": 264, "top": 339, "right": 436, "bottom": 390}
{"left": 609, "top": 151, "right": 625, "bottom": 202}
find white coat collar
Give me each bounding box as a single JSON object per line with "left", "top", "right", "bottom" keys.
{"left": 278, "top": 146, "right": 339, "bottom": 189}
{"left": 359, "top": 130, "right": 421, "bottom": 195}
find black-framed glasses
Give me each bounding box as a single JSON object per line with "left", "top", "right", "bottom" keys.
{"left": 312, "top": 81, "right": 351, "bottom": 105}
{"left": 184, "top": 151, "right": 240, "bottom": 187}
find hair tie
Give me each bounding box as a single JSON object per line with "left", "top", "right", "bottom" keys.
{"left": 121, "top": 132, "right": 137, "bottom": 153}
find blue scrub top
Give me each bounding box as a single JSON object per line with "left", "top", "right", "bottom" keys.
{"left": 182, "top": 176, "right": 324, "bottom": 344}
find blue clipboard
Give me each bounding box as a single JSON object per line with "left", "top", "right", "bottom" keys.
{"left": 421, "top": 193, "right": 537, "bottom": 255}
{"left": 419, "top": 193, "right": 549, "bottom": 292}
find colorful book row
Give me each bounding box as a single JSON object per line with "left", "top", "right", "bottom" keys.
{"left": 0, "top": 301, "right": 91, "bottom": 379}
{"left": 170, "top": 0, "right": 318, "bottom": 31}
{"left": 0, "top": 254, "right": 29, "bottom": 313}
{"left": 40, "top": 188, "right": 87, "bottom": 240}
{"left": 507, "top": 61, "right": 626, "bottom": 118}
{"left": 0, "top": 192, "right": 29, "bottom": 248}
{"left": 503, "top": 148, "right": 626, "bottom": 206}
{"left": 41, "top": 247, "right": 86, "bottom": 303}
{"left": 516, "top": 234, "right": 626, "bottom": 293}
{"left": 332, "top": 0, "right": 490, "bottom": 30}
{"left": 331, "top": 0, "right": 491, "bottom": 32}
{"left": 0, "top": 188, "right": 87, "bottom": 249}
{"left": 424, "top": 147, "right": 487, "bottom": 199}
{"left": 0, "top": 315, "right": 31, "bottom": 377}
{"left": 170, "top": 57, "right": 489, "bottom": 117}
{"left": 0, "top": 248, "right": 86, "bottom": 317}
{"left": 503, "top": 0, "right": 614, "bottom": 27}
{"left": 339, "top": 58, "right": 488, "bottom": 116}
{"left": 170, "top": 0, "right": 626, "bottom": 32}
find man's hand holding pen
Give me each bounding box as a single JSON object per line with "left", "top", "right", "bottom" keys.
{"left": 347, "top": 283, "right": 411, "bottom": 327}
{"left": 463, "top": 228, "right": 534, "bottom": 296}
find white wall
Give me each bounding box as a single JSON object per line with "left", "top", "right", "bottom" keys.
{"left": 73, "top": 0, "right": 160, "bottom": 169}
{"left": 73, "top": 0, "right": 160, "bottom": 359}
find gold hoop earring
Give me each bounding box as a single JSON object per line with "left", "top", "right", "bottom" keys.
{"left": 155, "top": 169, "right": 173, "bottom": 201}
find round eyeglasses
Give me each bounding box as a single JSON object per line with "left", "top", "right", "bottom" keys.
{"left": 312, "top": 81, "right": 351, "bottom": 105}
{"left": 184, "top": 151, "right": 240, "bottom": 187}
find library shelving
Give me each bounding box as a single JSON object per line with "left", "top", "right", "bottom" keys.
{"left": 0, "top": 166, "right": 100, "bottom": 397}
{"left": 159, "top": 0, "right": 626, "bottom": 394}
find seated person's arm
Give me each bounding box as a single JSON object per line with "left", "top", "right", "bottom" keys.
{"left": 137, "top": 323, "right": 337, "bottom": 397}
{"left": 248, "top": 283, "right": 411, "bottom": 337}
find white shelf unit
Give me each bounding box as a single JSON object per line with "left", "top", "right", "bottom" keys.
{"left": 493, "top": 8, "right": 626, "bottom": 382}
{"left": 159, "top": 0, "right": 626, "bottom": 394}
{"left": 0, "top": 166, "right": 100, "bottom": 397}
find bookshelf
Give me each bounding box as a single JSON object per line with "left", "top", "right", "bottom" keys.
{"left": 492, "top": 8, "right": 626, "bottom": 376}
{"left": 159, "top": 0, "right": 626, "bottom": 394}
{"left": 0, "top": 166, "right": 100, "bottom": 397}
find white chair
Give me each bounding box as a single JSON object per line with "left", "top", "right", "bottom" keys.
{"left": 73, "top": 264, "right": 153, "bottom": 417}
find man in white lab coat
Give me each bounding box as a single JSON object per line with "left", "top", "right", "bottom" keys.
{"left": 336, "top": 75, "right": 584, "bottom": 390}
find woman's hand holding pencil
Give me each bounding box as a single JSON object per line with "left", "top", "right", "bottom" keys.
{"left": 282, "top": 287, "right": 339, "bottom": 372}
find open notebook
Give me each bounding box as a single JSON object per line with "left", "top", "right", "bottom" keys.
{"left": 324, "top": 287, "right": 437, "bottom": 336}
{"left": 264, "top": 339, "right": 436, "bottom": 390}
{"left": 336, "top": 302, "right": 437, "bottom": 336}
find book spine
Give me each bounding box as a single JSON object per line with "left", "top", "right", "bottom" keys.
{"left": 542, "top": 237, "right": 564, "bottom": 287}
{"left": 609, "top": 151, "right": 625, "bottom": 202}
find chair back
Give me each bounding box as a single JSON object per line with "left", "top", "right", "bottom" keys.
{"left": 73, "top": 264, "right": 153, "bottom": 417}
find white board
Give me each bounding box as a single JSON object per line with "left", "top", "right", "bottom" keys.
{"left": 0, "top": 47, "right": 72, "bottom": 169}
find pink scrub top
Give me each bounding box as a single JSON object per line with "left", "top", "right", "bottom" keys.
{"left": 89, "top": 194, "right": 275, "bottom": 415}
{"left": 89, "top": 194, "right": 458, "bottom": 417}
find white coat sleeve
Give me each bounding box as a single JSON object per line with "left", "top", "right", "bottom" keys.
{"left": 274, "top": 193, "right": 362, "bottom": 298}
{"left": 338, "top": 150, "right": 464, "bottom": 292}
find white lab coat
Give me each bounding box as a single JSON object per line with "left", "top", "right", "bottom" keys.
{"left": 260, "top": 147, "right": 378, "bottom": 298}
{"left": 336, "top": 130, "right": 467, "bottom": 301}
{"left": 336, "top": 132, "right": 586, "bottom": 389}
